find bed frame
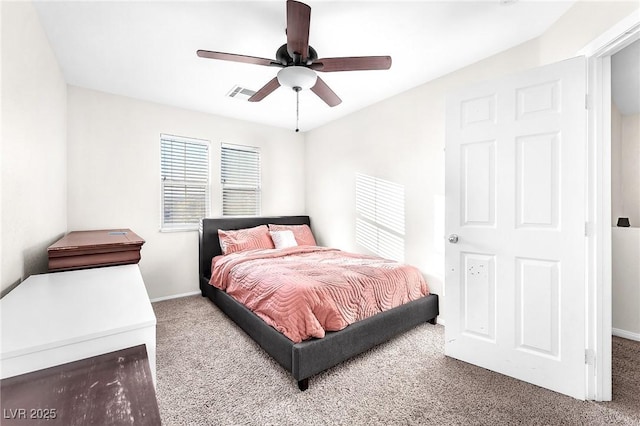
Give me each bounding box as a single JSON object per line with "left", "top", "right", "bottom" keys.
{"left": 199, "top": 216, "right": 439, "bottom": 391}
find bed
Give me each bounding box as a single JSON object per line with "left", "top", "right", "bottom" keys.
{"left": 199, "top": 215, "right": 439, "bottom": 390}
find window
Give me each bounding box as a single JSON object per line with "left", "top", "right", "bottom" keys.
{"left": 160, "top": 134, "right": 209, "bottom": 230}
{"left": 221, "top": 144, "right": 261, "bottom": 216}
{"left": 355, "top": 173, "right": 405, "bottom": 261}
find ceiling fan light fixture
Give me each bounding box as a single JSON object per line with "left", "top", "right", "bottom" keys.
{"left": 277, "top": 66, "right": 317, "bottom": 90}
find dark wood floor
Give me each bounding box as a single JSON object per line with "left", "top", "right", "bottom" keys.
{"left": 1, "top": 345, "right": 160, "bottom": 426}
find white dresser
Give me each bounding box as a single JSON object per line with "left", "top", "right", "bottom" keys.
{"left": 0, "top": 264, "right": 157, "bottom": 384}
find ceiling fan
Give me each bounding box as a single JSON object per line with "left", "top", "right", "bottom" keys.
{"left": 197, "top": 0, "right": 392, "bottom": 131}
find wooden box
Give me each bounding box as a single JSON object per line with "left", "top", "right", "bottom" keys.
{"left": 47, "top": 229, "right": 145, "bottom": 272}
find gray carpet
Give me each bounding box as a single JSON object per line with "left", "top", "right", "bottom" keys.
{"left": 153, "top": 295, "right": 640, "bottom": 425}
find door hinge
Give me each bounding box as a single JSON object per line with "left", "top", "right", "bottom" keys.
{"left": 585, "top": 349, "right": 596, "bottom": 365}
{"left": 585, "top": 94, "right": 589, "bottom": 110}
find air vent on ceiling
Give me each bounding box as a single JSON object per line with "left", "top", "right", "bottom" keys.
{"left": 226, "top": 85, "right": 256, "bottom": 101}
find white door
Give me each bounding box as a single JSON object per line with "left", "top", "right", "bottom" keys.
{"left": 444, "top": 57, "right": 587, "bottom": 399}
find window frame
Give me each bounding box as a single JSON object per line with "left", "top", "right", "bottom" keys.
{"left": 221, "top": 143, "right": 261, "bottom": 217}
{"left": 160, "top": 134, "right": 210, "bottom": 232}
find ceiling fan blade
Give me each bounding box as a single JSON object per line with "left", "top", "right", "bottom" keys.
{"left": 311, "top": 56, "right": 392, "bottom": 72}
{"left": 311, "top": 77, "right": 341, "bottom": 107}
{"left": 286, "top": 0, "right": 311, "bottom": 62}
{"left": 197, "top": 50, "right": 280, "bottom": 67}
{"left": 248, "top": 77, "right": 281, "bottom": 102}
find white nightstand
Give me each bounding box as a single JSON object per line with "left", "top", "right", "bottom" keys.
{"left": 0, "top": 264, "right": 157, "bottom": 385}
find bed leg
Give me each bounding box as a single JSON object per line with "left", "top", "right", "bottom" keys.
{"left": 298, "top": 378, "right": 309, "bottom": 391}
{"left": 428, "top": 317, "right": 437, "bottom": 325}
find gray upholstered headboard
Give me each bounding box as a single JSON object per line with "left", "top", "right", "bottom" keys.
{"left": 198, "top": 216, "right": 311, "bottom": 280}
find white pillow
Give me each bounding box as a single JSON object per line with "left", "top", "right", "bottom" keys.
{"left": 270, "top": 230, "right": 298, "bottom": 249}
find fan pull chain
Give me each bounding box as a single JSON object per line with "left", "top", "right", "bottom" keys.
{"left": 294, "top": 86, "right": 301, "bottom": 132}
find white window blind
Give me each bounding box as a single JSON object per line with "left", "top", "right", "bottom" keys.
{"left": 221, "top": 144, "right": 261, "bottom": 216}
{"left": 355, "top": 173, "right": 405, "bottom": 261}
{"left": 161, "top": 134, "right": 209, "bottom": 230}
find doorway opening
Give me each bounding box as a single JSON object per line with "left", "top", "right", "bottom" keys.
{"left": 581, "top": 11, "right": 640, "bottom": 401}
{"left": 610, "top": 40, "right": 640, "bottom": 343}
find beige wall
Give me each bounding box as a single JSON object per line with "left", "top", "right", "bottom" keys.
{"left": 66, "top": 87, "right": 306, "bottom": 299}
{"left": 304, "top": 1, "right": 639, "bottom": 320}
{"left": 612, "top": 107, "right": 640, "bottom": 227}
{"left": 612, "top": 110, "right": 640, "bottom": 339}
{"left": 612, "top": 227, "right": 640, "bottom": 337}
{"left": 537, "top": 1, "right": 639, "bottom": 63}
{"left": 1, "top": 1, "right": 67, "bottom": 295}
{"left": 620, "top": 113, "right": 640, "bottom": 226}
{"left": 611, "top": 103, "right": 623, "bottom": 225}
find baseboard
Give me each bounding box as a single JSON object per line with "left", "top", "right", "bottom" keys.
{"left": 436, "top": 317, "right": 445, "bottom": 326}
{"left": 150, "top": 291, "right": 201, "bottom": 303}
{"left": 612, "top": 328, "right": 640, "bottom": 342}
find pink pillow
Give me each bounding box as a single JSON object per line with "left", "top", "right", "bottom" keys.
{"left": 218, "top": 225, "right": 275, "bottom": 255}
{"left": 268, "top": 224, "right": 317, "bottom": 246}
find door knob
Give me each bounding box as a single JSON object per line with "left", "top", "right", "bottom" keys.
{"left": 448, "top": 234, "right": 459, "bottom": 244}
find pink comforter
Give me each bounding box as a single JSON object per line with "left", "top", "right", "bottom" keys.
{"left": 209, "top": 246, "right": 429, "bottom": 343}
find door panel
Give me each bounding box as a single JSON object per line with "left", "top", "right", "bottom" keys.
{"left": 445, "top": 57, "right": 587, "bottom": 399}
{"left": 515, "top": 257, "right": 559, "bottom": 357}
{"left": 516, "top": 132, "right": 559, "bottom": 228}
{"left": 516, "top": 80, "right": 560, "bottom": 119}
{"left": 461, "top": 252, "right": 496, "bottom": 341}
{"left": 461, "top": 141, "right": 496, "bottom": 226}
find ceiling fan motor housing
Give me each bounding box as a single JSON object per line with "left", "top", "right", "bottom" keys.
{"left": 276, "top": 43, "right": 318, "bottom": 66}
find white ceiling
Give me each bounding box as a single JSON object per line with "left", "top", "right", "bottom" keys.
{"left": 33, "top": 0, "right": 577, "bottom": 132}
{"left": 612, "top": 39, "right": 640, "bottom": 115}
